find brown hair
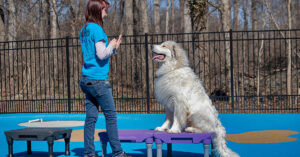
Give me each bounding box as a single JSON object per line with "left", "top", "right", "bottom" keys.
{"left": 85, "top": 0, "right": 109, "bottom": 27}
{"left": 81, "top": 0, "right": 109, "bottom": 37}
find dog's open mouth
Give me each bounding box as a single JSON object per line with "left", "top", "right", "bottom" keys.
{"left": 152, "top": 53, "right": 166, "bottom": 61}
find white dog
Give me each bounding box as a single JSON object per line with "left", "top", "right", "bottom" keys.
{"left": 152, "top": 41, "right": 239, "bottom": 157}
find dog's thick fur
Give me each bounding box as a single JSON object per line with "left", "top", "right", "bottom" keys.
{"left": 152, "top": 41, "right": 239, "bottom": 157}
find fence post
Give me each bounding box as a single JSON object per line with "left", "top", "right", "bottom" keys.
{"left": 229, "top": 29, "right": 234, "bottom": 113}
{"left": 145, "top": 33, "right": 150, "bottom": 113}
{"left": 66, "top": 36, "right": 71, "bottom": 113}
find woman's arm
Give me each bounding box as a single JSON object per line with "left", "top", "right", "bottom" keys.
{"left": 95, "top": 41, "right": 117, "bottom": 60}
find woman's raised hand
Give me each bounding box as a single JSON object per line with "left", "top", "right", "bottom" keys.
{"left": 109, "top": 34, "right": 122, "bottom": 49}
{"left": 116, "top": 34, "right": 122, "bottom": 49}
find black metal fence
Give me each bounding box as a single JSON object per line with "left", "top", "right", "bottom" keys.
{"left": 0, "top": 29, "right": 299, "bottom": 113}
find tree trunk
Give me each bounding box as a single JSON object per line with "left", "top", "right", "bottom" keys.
{"left": 217, "top": 0, "right": 232, "bottom": 100}
{"left": 251, "top": 0, "right": 259, "bottom": 105}
{"left": 256, "top": 8, "right": 266, "bottom": 106}
{"left": 294, "top": 0, "right": 300, "bottom": 27}
{"left": 257, "top": 36, "right": 265, "bottom": 105}
{"left": 242, "top": 0, "right": 249, "bottom": 30}
{"left": 70, "top": 1, "right": 77, "bottom": 37}
{"left": 286, "top": 0, "right": 292, "bottom": 98}
{"left": 0, "top": 0, "right": 5, "bottom": 41}
{"left": 180, "top": 0, "right": 184, "bottom": 32}
{"left": 7, "top": 0, "right": 16, "bottom": 41}
{"left": 50, "top": 0, "right": 58, "bottom": 38}
{"left": 165, "top": 0, "right": 169, "bottom": 34}
{"left": 119, "top": 0, "right": 125, "bottom": 34}
{"left": 251, "top": 0, "right": 257, "bottom": 30}
{"left": 183, "top": 0, "right": 192, "bottom": 41}
{"left": 133, "top": 0, "right": 139, "bottom": 35}
{"left": 40, "top": 0, "right": 50, "bottom": 39}
{"left": 233, "top": 0, "right": 240, "bottom": 30}
{"left": 219, "top": 0, "right": 231, "bottom": 31}
{"left": 241, "top": 0, "right": 249, "bottom": 105}
{"left": 125, "top": 0, "right": 134, "bottom": 35}
{"left": 188, "top": 0, "right": 208, "bottom": 32}
{"left": 153, "top": 0, "right": 160, "bottom": 34}
{"left": 140, "top": 0, "right": 149, "bottom": 34}
{"left": 140, "top": 0, "right": 153, "bottom": 95}
{"left": 77, "top": 0, "right": 85, "bottom": 36}
{"left": 171, "top": 0, "right": 175, "bottom": 33}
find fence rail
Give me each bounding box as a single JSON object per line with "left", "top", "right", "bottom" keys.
{"left": 0, "top": 29, "right": 299, "bottom": 113}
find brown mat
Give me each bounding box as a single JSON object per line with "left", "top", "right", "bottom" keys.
{"left": 58, "top": 129, "right": 106, "bottom": 142}
{"left": 226, "top": 130, "right": 299, "bottom": 143}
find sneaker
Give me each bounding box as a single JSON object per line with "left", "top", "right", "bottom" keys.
{"left": 117, "top": 152, "right": 132, "bottom": 157}
{"left": 84, "top": 154, "right": 99, "bottom": 157}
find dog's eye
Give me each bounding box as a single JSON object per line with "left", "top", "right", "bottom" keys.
{"left": 162, "top": 45, "right": 166, "bottom": 48}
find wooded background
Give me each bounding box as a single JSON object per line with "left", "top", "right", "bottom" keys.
{"left": 0, "top": 0, "right": 299, "bottom": 41}
{"left": 0, "top": 0, "right": 299, "bottom": 113}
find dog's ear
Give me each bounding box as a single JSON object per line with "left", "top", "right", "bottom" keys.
{"left": 171, "top": 43, "right": 189, "bottom": 68}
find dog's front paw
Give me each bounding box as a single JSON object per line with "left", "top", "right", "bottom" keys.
{"left": 167, "top": 128, "right": 181, "bottom": 134}
{"left": 155, "top": 126, "right": 168, "bottom": 132}
{"left": 185, "top": 127, "right": 203, "bottom": 133}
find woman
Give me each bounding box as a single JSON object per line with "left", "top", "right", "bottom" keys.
{"left": 79, "top": 0, "right": 130, "bottom": 157}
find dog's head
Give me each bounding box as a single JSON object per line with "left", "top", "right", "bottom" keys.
{"left": 152, "top": 41, "right": 189, "bottom": 68}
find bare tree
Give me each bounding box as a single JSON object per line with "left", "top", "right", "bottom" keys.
{"left": 153, "top": 0, "right": 160, "bottom": 34}
{"left": 242, "top": 0, "right": 249, "bottom": 30}
{"left": 125, "top": 0, "right": 134, "bottom": 35}
{"left": 0, "top": 0, "right": 5, "bottom": 41}
{"left": 256, "top": 9, "right": 267, "bottom": 105}
{"left": 293, "top": 0, "right": 300, "bottom": 27}
{"left": 140, "top": 0, "right": 149, "bottom": 34}
{"left": 188, "top": 0, "right": 209, "bottom": 32}
{"left": 183, "top": 0, "right": 192, "bottom": 34}
{"left": 233, "top": 0, "right": 240, "bottom": 30}
{"left": 139, "top": 0, "right": 153, "bottom": 95}
{"left": 251, "top": 0, "right": 258, "bottom": 30}
{"left": 70, "top": 1, "right": 78, "bottom": 37}
{"left": 133, "top": 0, "right": 140, "bottom": 35}
{"left": 6, "top": 0, "right": 16, "bottom": 41}
{"left": 208, "top": 0, "right": 232, "bottom": 94}
{"left": 180, "top": 0, "right": 184, "bottom": 32}
{"left": 40, "top": 0, "right": 50, "bottom": 39}
{"left": 165, "top": 0, "right": 169, "bottom": 33}
{"left": 241, "top": 0, "right": 249, "bottom": 102}
{"left": 2, "top": 0, "right": 300, "bottom": 40}
{"left": 118, "top": 0, "right": 125, "bottom": 34}
{"left": 183, "top": 0, "right": 192, "bottom": 44}
{"left": 50, "top": 0, "right": 58, "bottom": 38}
{"left": 265, "top": 0, "right": 284, "bottom": 33}
{"left": 286, "top": 0, "right": 292, "bottom": 97}
{"left": 171, "top": 0, "right": 175, "bottom": 33}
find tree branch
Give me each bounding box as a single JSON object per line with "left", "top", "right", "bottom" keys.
{"left": 264, "top": 0, "right": 285, "bottom": 38}
{"left": 207, "top": 0, "right": 221, "bottom": 10}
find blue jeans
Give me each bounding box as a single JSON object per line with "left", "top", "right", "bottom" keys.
{"left": 80, "top": 77, "right": 123, "bottom": 157}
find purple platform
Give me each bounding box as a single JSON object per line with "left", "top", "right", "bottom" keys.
{"left": 98, "top": 129, "right": 155, "bottom": 157}
{"left": 99, "top": 129, "right": 154, "bottom": 144}
{"left": 154, "top": 131, "right": 215, "bottom": 157}
{"left": 154, "top": 131, "right": 215, "bottom": 144}
{"left": 98, "top": 129, "right": 215, "bottom": 157}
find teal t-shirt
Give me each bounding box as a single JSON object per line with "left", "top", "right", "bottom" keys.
{"left": 80, "top": 23, "right": 109, "bottom": 80}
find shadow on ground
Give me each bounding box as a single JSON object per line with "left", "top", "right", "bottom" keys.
{"left": 7, "top": 151, "right": 65, "bottom": 156}
{"left": 71, "top": 148, "right": 205, "bottom": 157}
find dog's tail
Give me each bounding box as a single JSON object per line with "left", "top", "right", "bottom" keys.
{"left": 213, "top": 120, "right": 239, "bottom": 157}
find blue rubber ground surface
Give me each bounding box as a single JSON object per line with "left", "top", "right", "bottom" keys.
{"left": 0, "top": 113, "right": 299, "bottom": 157}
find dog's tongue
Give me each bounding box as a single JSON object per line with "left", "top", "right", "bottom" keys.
{"left": 152, "top": 55, "right": 164, "bottom": 60}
